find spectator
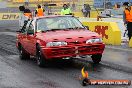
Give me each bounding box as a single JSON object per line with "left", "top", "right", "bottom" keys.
{"left": 24, "top": 0, "right": 29, "bottom": 7}
{"left": 114, "top": 3, "right": 120, "bottom": 9}
{"left": 82, "top": 4, "right": 91, "bottom": 17}
{"left": 35, "top": 4, "right": 45, "bottom": 17}
{"left": 61, "top": 4, "right": 72, "bottom": 15}
{"left": 43, "top": 2, "right": 49, "bottom": 11}
{"left": 19, "top": 5, "right": 32, "bottom": 31}
{"left": 82, "top": 4, "right": 87, "bottom": 17}
{"left": 123, "top": 2, "right": 132, "bottom": 40}
{"left": 72, "top": 2, "right": 76, "bottom": 11}
{"left": 67, "top": 3, "right": 70, "bottom": 8}
{"left": 85, "top": 4, "right": 91, "bottom": 18}
{"left": 43, "top": 2, "right": 49, "bottom": 15}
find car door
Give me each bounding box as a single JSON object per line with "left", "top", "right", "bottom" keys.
{"left": 26, "top": 23, "right": 36, "bottom": 56}
{"left": 19, "top": 25, "right": 28, "bottom": 52}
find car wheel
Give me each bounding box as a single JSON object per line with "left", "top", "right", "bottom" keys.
{"left": 63, "top": 58, "right": 74, "bottom": 66}
{"left": 68, "top": 58, "right": 74, "bottom": 65}
{"left": 91, "top": 54, "right": 102, "bottom": 64}
{"left": 18, "top": 45, "right": 30, "bottom": 60}
{"left": 36, "top": 45, "right": 47, "bottom": 67}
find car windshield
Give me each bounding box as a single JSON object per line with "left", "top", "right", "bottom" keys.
{"left": 36, "top": 16, "right": 85, "bottom": 32}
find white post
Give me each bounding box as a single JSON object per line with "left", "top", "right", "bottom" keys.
{"left": 104, "top": 0, "right": 106, "bottom": 10}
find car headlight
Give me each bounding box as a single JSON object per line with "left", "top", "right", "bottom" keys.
{"left": 46, "top": 42, "right": 67, "bottom": 47}
{"left": 86, "top": 38, "right": 102, "bottom": 44}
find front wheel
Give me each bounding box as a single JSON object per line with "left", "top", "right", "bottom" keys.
{"left": 36, "top": 45, "right": 47, "bottom": 67}
{"left": 91, "top": 54, "right": 102, "bottom": 64}
{"left": 18, "top": 45, "right": 30, "bottom": 60}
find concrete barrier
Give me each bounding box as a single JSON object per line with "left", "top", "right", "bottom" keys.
{"left": 79, "top": 17, "right": 127, "bottom": 41}
{"left": 0, "top": 13, "right": 19, "bottom": 20}
{"left": 82, "top": 21, "right": 121, "bottom": 45}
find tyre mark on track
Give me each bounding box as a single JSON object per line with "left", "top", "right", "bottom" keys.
{"left": 0, "top": 34, "right": 18, "bottom": 55}
{"left": 0, "top": 33, "right": 131, "bottom": 88}
{"left": 0, "top": 55, "right": 64, "bottom": 88}
{"left": 0, "top": 47, "right": 18, "bottom": 55}
{"left": 0, "top": 55, "right": 130, "bottom": 88}
{"left": 75, "top": 58, "right": 132, "bottom": 75}
{"left": 101, "top": 61, "right": 132, "bottom": 74}
{"left": 0, "top": 55, "right": 103, "bottom": 88}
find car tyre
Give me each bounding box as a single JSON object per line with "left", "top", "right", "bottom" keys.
{"left": 82, "top": 78, "right": 91, "bottom": 86}
{"left": 68, "top": 58, "right": 74, "bottom": 65}
{"left": 36, "top": 45, "right": 47, "bottom": 67}
{"left": 18, "top": 45, "right": 30, "bottom": 60}
{"left": 91, "top": 54, "right": 102, "bottom": 64}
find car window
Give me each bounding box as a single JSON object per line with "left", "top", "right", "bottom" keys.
{"left": 27, "top": 24, "right": 34, "bottom": 34}
{"left": 36, "top": 16, "right": 84, "bottom": 32}
{"left": 20, "top": 20, "right": 32, "bottom": 34}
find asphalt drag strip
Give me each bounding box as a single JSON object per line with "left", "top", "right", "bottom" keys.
{"left": 0, "top": 32, "right": 131, "bottom": 88}
{"left": 0, "top": 55, "right": 131, "bottom": 88}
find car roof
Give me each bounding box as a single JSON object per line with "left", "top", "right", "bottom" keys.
{"left": 34, "top": 15, "right": 73, "bottom": 20}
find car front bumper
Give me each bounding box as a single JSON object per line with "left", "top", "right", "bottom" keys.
{"left": 41, "top": 43, "right": 105, "bottom": 59}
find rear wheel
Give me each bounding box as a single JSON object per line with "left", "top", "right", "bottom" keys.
{"left": 91, "top": 54, "right": 102, "bottom": 64}
{"left": 18, "top": 45, "right": 30, "bottom": 60}
{"left": 36, "top": 45, "right": 47, "bottom": 67}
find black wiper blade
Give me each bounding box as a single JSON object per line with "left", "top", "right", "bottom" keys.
{"left": 38, "top": 30, "right": 52, "bottom": 33}
{"left": 61, "top": 28, "right": 73, "bottom": 31}
{"left": 50, "top": 29, "right": 61, "bottom": 31}
{"left": 40, "top": 30, "right": 49, "bottom": 32}
{"left": 41, "top": 29, "right": 63, "bottom": 32}
{"left": 66, "top": 27, "right": 85, "bottom": 30}
{"left": 66, "top": 27, "right": 84, "bottom": 30}
{"left": 66, "top": 28, "right": 74, "bottom": 29}
{"left": 45, "top": 29, "right": 63, "bottom": 32}
{"left": 40, "top": 27, "right": 85, "bottom": 32}
{"left": 74, "top": 27, "right": 85, "bottom": 29}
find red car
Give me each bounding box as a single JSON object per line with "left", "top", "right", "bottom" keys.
{"left": 16, "top": 16, "right": 105, "bottom": 67}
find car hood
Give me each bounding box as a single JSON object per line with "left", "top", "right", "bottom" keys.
{"left": 37, "top": 30, "right": 101, "bottom": 43}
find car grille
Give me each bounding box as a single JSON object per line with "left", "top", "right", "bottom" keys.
{"left": 51, "top": 47, "right": 75, "bottom": 55}
{"left": 49, "top": 44, "right": 103, "bottom": 56}
{"left": 78, "top": 45, "right": 101, "bottom": 53}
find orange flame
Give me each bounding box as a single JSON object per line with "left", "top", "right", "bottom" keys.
{"left": 81, "top": 67, "right": 88, "bottom": 78}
